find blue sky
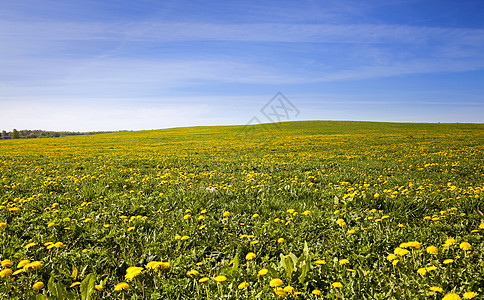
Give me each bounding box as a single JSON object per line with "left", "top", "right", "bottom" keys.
{"left": 1, "top": 0, "right": 484, "bottom": 131}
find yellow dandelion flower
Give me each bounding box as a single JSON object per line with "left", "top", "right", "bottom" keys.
{"left": 463, "top": 292, "right": 478, "bottom": 299}
{"left": 429, "top": 286, "right": 443, "bottom": 293}
{"left": 181, "top": 235, "right": 189, "bottom": 240}
{"left": 214, "top": 275, "right": 227, "bottom": 282}
{"left": 392, "top": 259, "right": 399, "bottom": 266}
{"left": 274, "top": 287, "right": 287, "bottom": 297}
{"left": 127, "top": 227, "right": 135, "bottom": 232}
{"left": 426, "top": 246, "right": 438, "bottom": 255}
{"left": 314, "top": 260, "right": 326, "bottom": 265}
{"left": 277, "top": 238, "right": 284, "bottom": 244}
{"left": 284, "top": 286, "right": 295, "bottom": 293}
{"left": 312, "top": 289, "right": 323, "bottom": 295}
{"left": 25, "top": 242, "right": 37, "bottom": 249}
{"left": 70, "top": 282, "right": 81, "bottom": 288}
{"left": 0, "top": 269, "right": 12, "bottom": 278}
{"left": 386, "top": 254, "right": 397, "bottom": 261}
{"left": 32, "top": 281, "right": 44, "bottom": 291}
{"left": 246, "top": 252, "right": 256, "bottom": 260}
{"left": 17, "top": 260, "right": 30, "bottom": 268}
{"left": 114, "top": 282, "right": 129, "bottom": 291}
{"left": 95, "top": 285, "right": 103, "bottom": 291}
{"left": 0, "top": 222, "right": 7, "bottom": 229}
{"left": 269, "top": 278, "right": 284, "bottom": 287}
{"left": 336, "top": 219, "right": 346, "bottom": 227}
{"left": 1, "top": 259, "right": 12, "bottom": 268}
{"left": 442, "top": 293, "right": 462, "bottom": 300}
{"left": 238, "top": 282, "right": 249, "bottom": 289}
{"left": 332, "top": 282, "right": 343, "bottom": 288}
{"left": 186, "top": 270, "right": 200, "bottom": 277}
{"left": 460, "top": 242, "right": 472, "bottom": 251}
{"left": 199, "top": 277, "right": 209, "bottom": 283}
{"left": 222, "top": 211, "right": 230, "bottom": 217}
{"left": 252, "top": 214, "right": 259, "bottom": 218}
{"left": 339, "top": 259, "right": 349, "bottom": 266}
{"left": 417, "top": 268, "right": 427, "bottom": 275}
{"left": 302, "top": 210, "right": 310, "bottom": 215}
{"left": 258, "top": 268, "right": 268, "bottom": 276}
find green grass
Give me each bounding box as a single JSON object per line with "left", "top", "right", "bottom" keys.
{"left": 0, "top": 121, "right": 483, "bottom": 299}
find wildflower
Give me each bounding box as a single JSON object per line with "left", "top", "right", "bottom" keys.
{"left": 348, "top": 229, "right": 356, "bottom": 234}
{"left": 114, "top": 282, "right": 129, "bottom": 291}
{"left": 394, "top": 247, "right": 409, "bottom": 256}
{"left": 443, "top": 238, "right": 457, "bottom": 247}
{"left": 426, "top": 246, "right": 438, "bottom": 255}
{"left": 284, "top": 286, "right": 295, "bottom": 293}
{"left": 54, "top": 242, "right": 65, "bottom": 248}
{"left": 250, "top": 240, "right": 259, "bottom": 245}
{"left": 23, "top": 261, "right": 42, "bottom": 272}
{"left": 1, "top": 259, "right": 12, "bottom": 268}
{"left": 95, "top": 285, "right": 103, "bottom": 291}
{"left": 463, "top": 292, "right": 479, "bottom": 299}
{"left": 417, "top": 268, "right": 427, "bottom": 275}
{"left": 302, "top": 210, "right": 310, "bottom": 215}
{"left": 386, "top": 254, "right": 397, "bottom": 261}
{"left": 186, "top": 270, "right": 199, "bottom": 277}
{"left": 223, "top": 211, "right": 230, "bottom": 217}
{"left": 127, "top": 227, "right": 135, "bottom": 231}
{"left": 277, "top": 238, "right": 284, "bottom": 244}
{"left": 269, "top": 278, "right": 284, "bottom": 287}
{"left": 460, "top": 242, "right": 472, "bottom": 251}
{"left": 258, "top": 268, "right": 268, "bottom": 276}
{"left": 181, "top": 235, "right": 189, "bottom": 240}
{"left": 392, "top": 259, "right": 399, "bottom": 266}
{"left": 70, "top": 282, "right": 81, "bottom": 287}
{"left": 25, "top": 242, "right": 37, "bottom": 249}
{"left": 339, "top": 259, "right": 349, "bottom": 266}
{"left": 214, "top": 275, "right": 227, "bottom": 282}
{"left": 17, "top": 260, "right": 30, "bottom": 268}
{"left": 314, "top": 260, "right": 326, "bottom": 265}
{"left": 252, "top": 214, "right": 259, "bottom": 218}
{"left": 238, "top": 282, "right": 249, "bottom": 289}
{"left": 48, "top": 222, "right": 55, "bottom": 227}
{"left": 125, "top": 266, "right": 143, "bottom": 281}
{"left": 175, "top": 234, "right": 181, "bottom": 240}
{"left": 0, "top": 269, "right": 12, "bottom": 277}
{"left": 287, "top": 209, "right": 295, "bottom": 214}
{"left": 32, "top": 281, "right": 44, "bottom": 291}
{"left": 246, "top": 252, "right": 256, "bottom": 260}
{"left": 199, "top": 277, "right": 209, "bottom": 283}
{"left": 442, "top": 293, "right": 462, "bottom": 300}
{"left": 0, "top": 222, "right": 6, "bottom": 229}
{"left": 336, "top": 219, "right": 346, "bottom": 227}
{"left": 312, "top": 289, "right": 322, "bottom": 295}
{"left": 274, "top": 287, "right": 287, "bottom": 297}
{"left": 443, "top": 259, "right": 454, "bottom": 264}
{"left": 479, "top": 223, "right": 484, "bottom": 229}
{"left": 429, "top": 286, "right": 443, "bottom": 292}
{"left": 332, "top": 282, "right": 343, "bottom": 288}
{"left": 183, "top": 214, "right": 191, "bottom": 220}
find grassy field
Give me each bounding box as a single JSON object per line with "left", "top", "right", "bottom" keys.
{"left": 0, "top": 121, "right": 483, "bottom": 299}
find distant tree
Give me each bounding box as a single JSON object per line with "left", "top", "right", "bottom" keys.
{"left": 12, "top": 129, "right": 19, "bottom": 139}
{"left": 1, "top": 130, "right": 6, "bottom": 137}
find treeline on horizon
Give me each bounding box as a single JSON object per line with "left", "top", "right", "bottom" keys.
{"left": 0, "top": 129, "right": 120, "bottom": 139}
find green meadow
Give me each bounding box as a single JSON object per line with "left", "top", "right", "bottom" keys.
{"left": 0, "top": 121, "right": 483, "bottom": 299}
